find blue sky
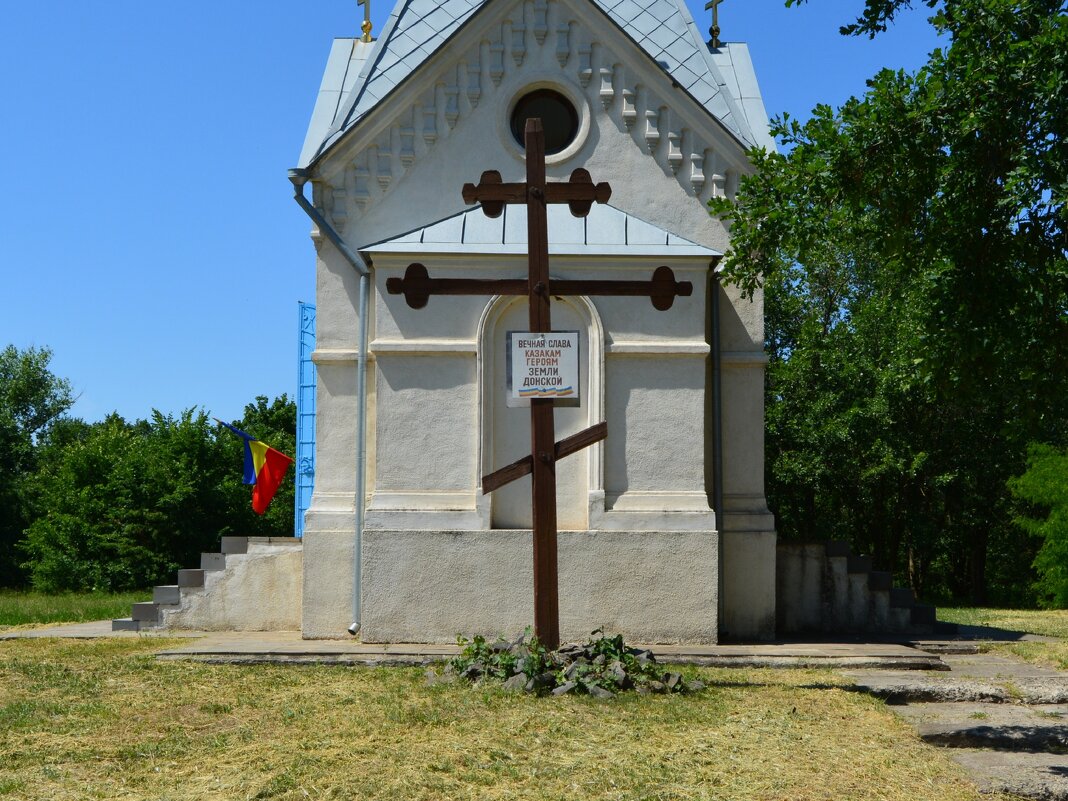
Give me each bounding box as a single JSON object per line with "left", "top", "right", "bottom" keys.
{"left": 0, "top": 0, "right": 943, "bottom": 424}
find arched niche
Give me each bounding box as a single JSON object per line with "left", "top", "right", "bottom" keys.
{"left": 476, "top": 291, "right": 605, "bottom": 530}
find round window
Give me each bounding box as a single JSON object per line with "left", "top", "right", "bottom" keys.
{"left": 510, "top": 89, "right": 579, "bottom": 155}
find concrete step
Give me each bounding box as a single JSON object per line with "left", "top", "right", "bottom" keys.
{"left": 869, "top": 571, "right": 893, "bottom": 591}
{"left": 178, "top": 568, "right": 205, "bottom": 587}
{"left": 824, "top": 540, "right": 852, "bottom": 558}
{"left": 131, "top": 602, "right": 161, "bottom": 623}
{"left": 775, "top": 542, "right": 945, "bottom": 637}
{"left": 201, "top": 553, "right": 226, "bottom": 571}
{"left": 846, "top": 654, "right": 1068, "bottom": 704}
{"left": 888, "top": 606, "right": 913, "bottom": 632}
{"left": 153, "top": 585, "right": 181, "bottom": 605}
{"left": 870, "top": 588, "right": 890, "bottom": 630}
{"left": 111, "top": 617, "right": 141, "bottom": 632}
{"left": 847, "top": 555, "right": 872, "bottom": 574}
{"left": 890, "top": 587, "right": 915, "bottom": 608}
{"left": 911, "top": 603, "right": 937, "bottom": 627}
{"left": 824, "top": 554, "right": 852, "bottom": 633}
{"left": 847, "top": 572, "right": 870, "bottom": 631}
{"left": 221, "top": 536, "right": 249, "bottom": 555}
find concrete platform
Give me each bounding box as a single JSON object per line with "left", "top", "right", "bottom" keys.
{"left": 948, "top": 749, "right": 1068, "bottom": 800}
{"left": 154, "top": 634, "right": 948, "bottom": 668}
{"left": 0, "top": 622, "right": 947, "bottom": 669}
{"left": 843, "top": 651, "right": 1068, "bottom": 800}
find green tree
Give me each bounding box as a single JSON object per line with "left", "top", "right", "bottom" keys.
{"left": 712, "top": 0, "right": 1067, "bottom": 603}
{"left": 0, "top": 345, "right": 74, "bottom": 586}
{"left": 1009, "top": 444, "right": 1068, "bottom": 607}
{"left": 22, "top": 411, "right": 231, "bottom": 591}
{"left": 21, "top": 396, "right": 297, "bottom": 592}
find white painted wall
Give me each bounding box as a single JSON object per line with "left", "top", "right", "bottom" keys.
{"left": 301, "top": 0, "right": 776, "bottom": 641}
{"left": 163, "top": 541, "right": 303, "bottom": 632}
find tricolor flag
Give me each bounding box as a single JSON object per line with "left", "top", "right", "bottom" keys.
{"left": 215, "top": 419, "right": 294, "bottom": 515}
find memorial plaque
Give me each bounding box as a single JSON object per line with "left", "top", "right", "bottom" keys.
{"left": 508, "top": 331, "right": 580, "bottom": 407}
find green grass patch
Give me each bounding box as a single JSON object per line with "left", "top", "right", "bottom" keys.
{"left": 0, "top": 638, "right": 1010, "bottom": 801}
{"left": 938, "top": 607, "right": 1068, "bottom": 669}
{"left": 938, "top": 607, "right": 1068, "bottom": 639}
{"left": 0, "top": 590, "right": 148, "bottom": 628}
{"left": 986, "top": 640, "right": 1068, "bottom": 671}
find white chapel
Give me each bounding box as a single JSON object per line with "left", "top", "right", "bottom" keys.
{"left": 114, "top": 0, "right": 937, "bottom": 642}
{"left": 289, "top": 0, "right": 778, "bottom": 643}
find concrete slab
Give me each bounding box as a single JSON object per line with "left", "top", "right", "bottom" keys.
{"left": 0, "top": 623, "right": 946, "bottom": 668}
{"left": 146, "top": 632, "right": 943, "bottom": 668}
{"left": 843, "top": 653, "right": 1068, "bottom": 704}
{"left": 894, "top": 701, "right": 1068, "bottom": 751}
{"left": 844, "top": 646, "right": 1068, "bottom": 800}
{"left": 947, "top": 749, "right": 1068, "bottom": 800}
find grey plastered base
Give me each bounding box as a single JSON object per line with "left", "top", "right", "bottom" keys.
{"left": 361, "top": 529, "right": 719, "bottom": 644}
{"left": 721, "top": 530, "right": 777, "bottom": 641}
{"left": 163, "top": 542, "right": 302, "bottom": 631}
{"left": 302, "top": 529, "right": 357, "bottom": 638}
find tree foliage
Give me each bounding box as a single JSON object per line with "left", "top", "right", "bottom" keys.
{"left": 1009, "top": 444, "right": 1068, "bottom": 607}
{"left": 712, "top": 0, "right": 1067, "bottom": 603}
{"left": 12, "top": 386, "right": 297, "bottom": 593}
{"left": 0, "top": 346, "right": 73, "bottom": 586}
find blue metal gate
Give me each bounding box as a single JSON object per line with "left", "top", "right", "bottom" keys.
{"left": 295, "top": 302, "right": 316, "bottom": 538}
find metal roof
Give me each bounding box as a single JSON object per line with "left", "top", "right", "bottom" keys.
{"left": 710, "top": 42, "right": 775, "bottom": 153}
{"left": 362, "top": 203, "right": 720, "bottom": 257}
{"left": 593, "top": 0, "right": 753, "bottom": 145}
{"left": 302, "top": 0, "right": 765, "bottom": 167}
{"left": 298, "top": 38, "right": 377, "bottom": 169}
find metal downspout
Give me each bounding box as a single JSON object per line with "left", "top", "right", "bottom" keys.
{"left": 288, "top": 168, "right": 370, "bottom": 637}
{"left": 710, "top": 264, "right": 725, "bottom": 632}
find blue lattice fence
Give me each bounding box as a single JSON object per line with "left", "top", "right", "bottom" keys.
{"left": 295, "top": 302, "right": 316, "bottom": 538}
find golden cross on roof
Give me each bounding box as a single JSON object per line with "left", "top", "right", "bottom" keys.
{"left": 705, "top": 0, "right": 725, "bottom": 48}
{"left": 357, "top": 0, "right": 373, "bottom": 42}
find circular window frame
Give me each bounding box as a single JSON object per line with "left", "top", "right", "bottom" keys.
{"left": 499, "top": 78, "right": 591, "bottom": 166}
{"left": 509, "top": 89, "right": 579, "bottom": 155}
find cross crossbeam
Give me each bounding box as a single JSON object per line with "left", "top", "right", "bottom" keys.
{"left": 386, "top": 263, "right": 692, "bottom": 311}
{"left": 385, "top": 118, "right": 692, "bottom": 649}
{"left": 482, "top": 422, "right": 608, "bottom": 494}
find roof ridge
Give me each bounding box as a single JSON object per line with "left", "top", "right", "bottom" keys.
{"left": 664, "top": 0, "right": 755, "bottom": 145}
{"left": 315, "top": 0, "right": 414, "bottom": 162}
{"left": 312, "top": 0, "right": 489, "bottom": 165}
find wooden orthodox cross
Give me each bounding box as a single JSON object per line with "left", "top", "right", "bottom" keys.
{"left": 387, "top": 118, "right": 692, "bottom": 649}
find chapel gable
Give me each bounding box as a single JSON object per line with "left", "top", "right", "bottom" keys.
{"left": 299, "top": 0, "right": 771, "bottom": 235}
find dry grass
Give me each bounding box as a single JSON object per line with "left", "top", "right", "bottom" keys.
{"left": 990, "top": 640, "right": 1068, "bottom": 670}
{"left": 0, "top": 638, "right": 1008, "bottom": 801}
